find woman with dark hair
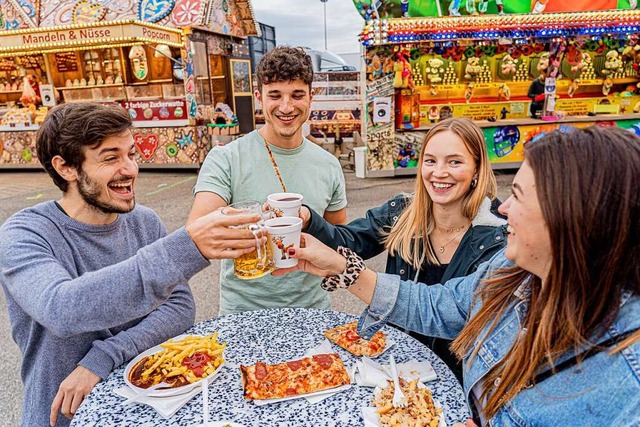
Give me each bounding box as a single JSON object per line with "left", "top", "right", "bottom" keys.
{"left": 277, "top": 125, "right": 640, "bottom": 425}
{"left": 300, "top": 117, "right": 506, "bottom": 381}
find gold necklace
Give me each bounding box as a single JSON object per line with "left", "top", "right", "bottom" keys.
{"left": 437, "top": 222, "right": 469, "bottom": 234}
{"left": 432, "top": 223, "right": 469, "bottom": 253}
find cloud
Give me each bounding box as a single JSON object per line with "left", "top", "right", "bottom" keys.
{"left": 252, "top": 0, "right": 363, "bottom": 53}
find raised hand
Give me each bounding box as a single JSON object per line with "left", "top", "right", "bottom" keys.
{"left": 299, "top": 206, "right": 312, "bottom": 230}
{"left": 186, "top": 208, "right": 266, "bottom": 260}
{"left": 271, "top": 233, "right": 346, "bottom": 278}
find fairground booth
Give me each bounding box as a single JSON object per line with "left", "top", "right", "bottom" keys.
{"left": 0, "top": 0, "right": 258, "bottom": 168}
{"left": 354, "top": 0, "right": 640, "bottom": 177}
{"left": 308, "top": 71, "right": 361, "bottom": 145}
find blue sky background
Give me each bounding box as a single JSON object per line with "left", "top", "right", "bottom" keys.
{"left": 251, "top": 0, "right": 364, "bottom": 54}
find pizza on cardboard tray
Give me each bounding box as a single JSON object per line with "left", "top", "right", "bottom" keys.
{"left": 240, "top": 353, "right": 351, "bottom": 400}
{"left": 324, "top": 321, "right": 387, "bottom": 357}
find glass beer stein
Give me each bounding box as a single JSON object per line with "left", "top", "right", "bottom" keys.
{"left": 223, "top": 200, "right": 275, "bottom": 280}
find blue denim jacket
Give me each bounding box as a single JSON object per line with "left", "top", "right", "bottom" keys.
{"left": 358, "top": 249, "right": 640, "bottom": 426}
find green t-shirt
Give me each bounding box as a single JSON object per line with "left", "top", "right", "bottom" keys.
{"left": 194, "top": 130, "right": 348, "bottom": 315}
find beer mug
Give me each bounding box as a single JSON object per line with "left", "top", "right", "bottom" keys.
{"left": 222, "top": 200, "right": 275, "bottom": 280}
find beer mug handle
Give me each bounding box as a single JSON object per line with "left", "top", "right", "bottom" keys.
{"left": 248, "top": 223, "right": 266, "bottom": 267}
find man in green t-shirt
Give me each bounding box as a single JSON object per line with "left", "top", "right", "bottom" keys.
{"left": 188, "top": 46, "right": 347, "bottom": 314}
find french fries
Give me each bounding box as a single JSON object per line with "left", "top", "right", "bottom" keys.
{"left": 130, "top": 334, "right": 226, "bottom": 388}
{"left": 372, "top": 378, "right": 442, "bottom": 427}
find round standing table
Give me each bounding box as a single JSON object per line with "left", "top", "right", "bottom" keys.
{"left": 71, "top": 308, "right": 470, "bottom": 426}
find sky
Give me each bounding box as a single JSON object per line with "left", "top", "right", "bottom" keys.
{"left": 251, "top": 0, "right": 364, "bottom": 54}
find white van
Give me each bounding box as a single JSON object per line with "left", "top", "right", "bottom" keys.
{"left": 304, "top": 49, "right": 357, "bottom": 72}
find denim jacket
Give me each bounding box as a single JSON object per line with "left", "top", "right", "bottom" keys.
{"left": 357, "top": 250, "right": 640, "bottom": 426}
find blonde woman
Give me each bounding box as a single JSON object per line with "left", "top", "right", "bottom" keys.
{"left": 300, "top": 117, "right": 506, "bottom": 381}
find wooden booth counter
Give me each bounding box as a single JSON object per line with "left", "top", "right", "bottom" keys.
{"left": 0, "top": 0, "right": 260, "bottom": 169}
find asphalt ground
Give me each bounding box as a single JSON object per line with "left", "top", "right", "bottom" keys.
{"left": 0, "top": 167, "right": 515, "bottom": 426}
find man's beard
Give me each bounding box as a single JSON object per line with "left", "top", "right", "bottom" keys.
{"left": 272, "top": 120, "right": 301, "bottom": 138}
{"left": 77, "top": 169, "right": 135, "bottom": 214}
{"left": 277, "top": 126, "right": 299, "bottom": 138}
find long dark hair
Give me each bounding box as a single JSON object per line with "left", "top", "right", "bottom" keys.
{"left": 452, "top": 126, "right": 640, "bottom": 419}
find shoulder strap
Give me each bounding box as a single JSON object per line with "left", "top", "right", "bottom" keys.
{"left": 534, "top": 327, "right": 640, "bottom": 385}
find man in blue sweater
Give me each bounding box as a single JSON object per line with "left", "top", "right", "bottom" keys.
{"left": 0, "top": 103, "right": 262, "bottom": 426}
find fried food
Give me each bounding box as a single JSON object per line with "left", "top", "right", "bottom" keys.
{"left": 128, "top": 334, "right": 225, "bottom": 389}
{"left": 372, "top": 378, "right": 442, "bottom": 427}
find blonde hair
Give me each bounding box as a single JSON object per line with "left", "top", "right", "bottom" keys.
{"left": 383, "top": 117, "right": 497, "bottom": 267}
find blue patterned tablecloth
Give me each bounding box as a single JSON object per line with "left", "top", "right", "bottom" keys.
{"left": 71, "top": 308, "right": 470, "bottom": 426}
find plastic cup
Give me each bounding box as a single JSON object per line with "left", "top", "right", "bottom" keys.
{"left": 267, "top": 192, "right": 304, "bottom": 218}
{"left": 265, "top": 216, "right": 303, "bottom": 268}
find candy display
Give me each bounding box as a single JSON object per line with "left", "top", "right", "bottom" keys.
{"left": 1, "top": 106, "right": 35, "bottom": 127}
{"left": 356, "top": 4, "right": 640, "bottom": 176}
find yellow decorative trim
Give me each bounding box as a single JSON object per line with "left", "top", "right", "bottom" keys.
{"left": 0, "top": 21, "right": 184, "bottom": 57}
{"left": 381, "top": 9, "right": 640, "bottom": 30}
{"left": 0, "top": 19, "right": 182, "bottom": 36}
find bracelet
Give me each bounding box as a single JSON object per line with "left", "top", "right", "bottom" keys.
{"left": 320, "top": 246, "right": 366, "bottom": 292}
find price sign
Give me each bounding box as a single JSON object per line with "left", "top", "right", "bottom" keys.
{"left": 0, "top": 58, "right": 16, "bottom": 72}
{"left": 55, "top": 52, "right": 78, "bottom": 72}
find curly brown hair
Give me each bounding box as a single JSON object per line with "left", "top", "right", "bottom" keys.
{"left": 255, "top": 46, "right": 314, "bottom": 92}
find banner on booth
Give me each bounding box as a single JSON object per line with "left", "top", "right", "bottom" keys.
{"left": 353, "top": 0, "right": 635, "bottom": 18}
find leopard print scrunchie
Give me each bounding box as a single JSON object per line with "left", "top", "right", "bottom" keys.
{"left": 320, "top": 246, "right": 366, "bottom": 292}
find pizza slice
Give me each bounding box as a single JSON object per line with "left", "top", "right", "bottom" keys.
{"left": 324, "top": 321, "right": 387, "bottom": 357}
{"left": 240, "top": 353, "right": 351, "bottom": 400}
